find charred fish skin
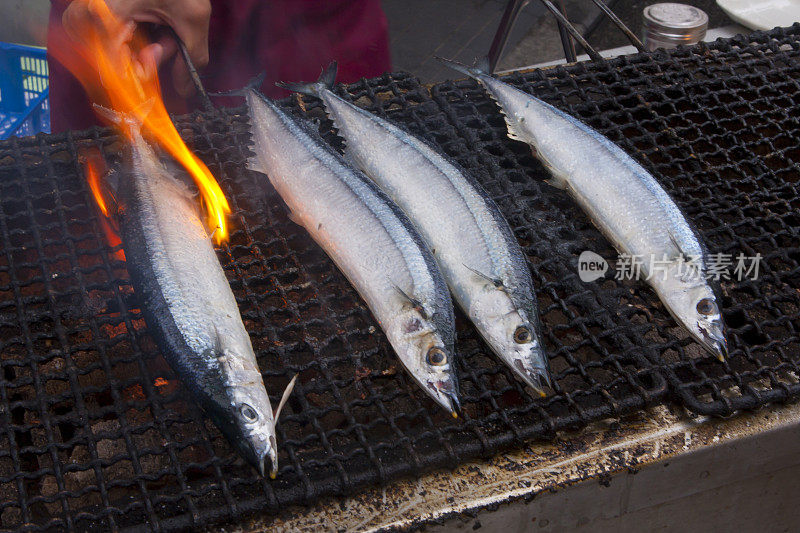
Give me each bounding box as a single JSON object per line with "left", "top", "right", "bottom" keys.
{"left": 113, "top": 127, "right": 280, "bottom": 477}
{"left": 438, "top": 57, "right": 727, "bottom": 361}
{"left": 279, "top": 64, "right": 551, "bottom": 395}
{"left": 244, "top": 89, "right": 461, "bottom": 415}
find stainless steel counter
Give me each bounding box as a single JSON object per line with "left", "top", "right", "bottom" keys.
{"left": 244, "top": 399, "right": 800, "bottom": 531}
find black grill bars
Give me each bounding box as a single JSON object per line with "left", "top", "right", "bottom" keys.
{"left": 0, "top": 24, "right": 798, "bottom": 533}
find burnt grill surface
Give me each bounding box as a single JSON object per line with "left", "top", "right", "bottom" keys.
{"left": 0, "top": 26, "right": 798, "bottom": 532}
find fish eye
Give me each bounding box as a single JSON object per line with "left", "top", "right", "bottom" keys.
{"left": 696, "top": 298, "right": 716, "bottom": 316}
{"left": 240, "top": 403, "right": 258, "bottom": 422}
{"left": 514, "top": 325, "right": 532, "bottom": 344}
{"left": 426, "top": 347, "right": 447, "bottom": 366}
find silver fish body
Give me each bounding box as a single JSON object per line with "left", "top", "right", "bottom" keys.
{"left": 244, "top": 90, "right": 460, "bottom": 415}
{"left": 439, "top": 58, "right": 727, "bottom": 360}
{"left": 114, "top": 128, "right": 279, "bottom": 476}
{"left": 280, "top": 67, "right": 550, "bottom": 394}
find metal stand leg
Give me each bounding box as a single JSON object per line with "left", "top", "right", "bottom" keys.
{"left": 488, "top": 0, "right": 530, "bottom": 73}
{"left": 555, "top": 0, "right": 577, "bottom": 63}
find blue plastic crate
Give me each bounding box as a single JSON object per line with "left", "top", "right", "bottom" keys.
{"left": 0, "top": 42, "right": 50, "bottom": 139}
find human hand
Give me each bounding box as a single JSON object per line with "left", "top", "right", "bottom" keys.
{"left": 62, "top": 0, "right": 211, "bottom": 97}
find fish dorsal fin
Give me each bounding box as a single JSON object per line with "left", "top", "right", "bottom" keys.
{"left": 93, "top": 104, "right": 122, "bottom": 125}
{"left": 271, "top": 198, "right": 302, "bottom": 227}
{"left": 463, "top": 264, "right": 504, "bottom": 289}
{"left": 667, "top": 231, "right": 682, "bottom": 260}
{"left": 486, "top": 96, "right": 526, "bottom": 143}
{"left": 246, "top": 156, "right": 264, "bottom": 174}
{"left": 152, "top": 164, "right": 203, "bottom": 221}
{"left": 274, "top": 374, "right": 298, "bottom": 422}
{"left": 287, "top": 211, "right": 302, "bottom": 226}
{"left": 212, "top": 324, "right": 224, "bottom": 357}
{"left": 501, "top": 109, "right": 525, "bottom": 142}
{"left": 93, "top": 99, "right": 154, "bottom": 131}
{"left": 392, "top": 282, "right": 428, "bottom": 319}
{"left": 667, "top": 230, "right": 692, "bottom": 262}
{"left": 543, "top": 167, "right": 569, "bottom": 190}
{"left": 342, "top": 145, "right": 359, "bottom": 165}
{"left": 159, "top": 160, "right": 198, "bottom": 199}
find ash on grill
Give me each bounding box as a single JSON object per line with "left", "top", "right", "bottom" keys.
{"left": 0, "top": 26, "right": 798, "bottom": 532}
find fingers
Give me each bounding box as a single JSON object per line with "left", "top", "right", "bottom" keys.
{"left": 138, "top": 34, "right": 177, "bottom": 71}
{"left": 138, "top": 43, "right": 164, "bottom": 80}
{"left": 155, "top": 34, "right": 178, "bottom": 64}
{"left": 140, "top": 43, "right": 164, "bottom": 69}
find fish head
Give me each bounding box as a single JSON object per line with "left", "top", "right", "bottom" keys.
{"left": 658, "top": 272, "right": 728, "bottom": 361}
{"left": 229, "top": 379, "right": 279, "bottom": 478}
{"left": 468, "top": 289, "right": 550, "bottom": 396}
{"left": 388, "top": 307, "right": 460, "bottom": 417}
{"left": 205, "top": 348, "right": 279, "bottom": 478}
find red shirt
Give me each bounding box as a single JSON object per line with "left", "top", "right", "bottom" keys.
{"left": 47, "top": 0, "right": 391, "bottom": 132}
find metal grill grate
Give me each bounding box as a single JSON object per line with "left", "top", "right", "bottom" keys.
{"left": 430, "top": 28, "right": 800, "bottom": 417}
{"left": 0, "top": 25, "right": 798, "bottom": 531}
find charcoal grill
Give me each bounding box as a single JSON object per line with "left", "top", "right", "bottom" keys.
{"left": 0, "top": 25, "right": 799, "bottom": 532}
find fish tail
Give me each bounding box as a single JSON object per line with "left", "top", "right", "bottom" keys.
{"left": 93, "top": 99, "right": 153, "bottom": 128}
{"left": 210, "top": 72, "right": 266, "bottom": 98}
{"left": 435, "top": 56, "right": 492, "bottom": 79}
{"left": 276, "top": 61, "right": 338, "bottom": 98}
{"left": 92, "top": 100, "right": 154, "bottom": 140}
{"left": 93, "top": 104, "right": 124, "bottom": 126}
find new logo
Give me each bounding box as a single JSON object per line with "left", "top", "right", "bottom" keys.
{"left": 578, "top": 250, "right": 608, "bottom": 282}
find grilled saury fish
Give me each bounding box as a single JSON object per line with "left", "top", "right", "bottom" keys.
{"left": 242, "top": 87, "right": 461, "bottom": 414}
{"left": 280, "top": 63, "right": 551, "bottom": 394}
{"left": 97, "top": 109, "right": 292, "bottom": 477}
{"left": 438, "top": 57, "right": 728, "bottom": 360}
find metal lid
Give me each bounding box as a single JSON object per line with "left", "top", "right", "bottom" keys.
{"left": 644, "top": 3, "right": 708, "bottom": 39}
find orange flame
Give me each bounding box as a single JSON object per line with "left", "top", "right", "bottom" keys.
{"left": 86, "top": 156, "right": 109, "bottom": 217}
{"left": 50, "top": 0, "right": 229, "bottom": 243}
{"left": 84, "top": 153, "right": 125, "bottom": 261}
